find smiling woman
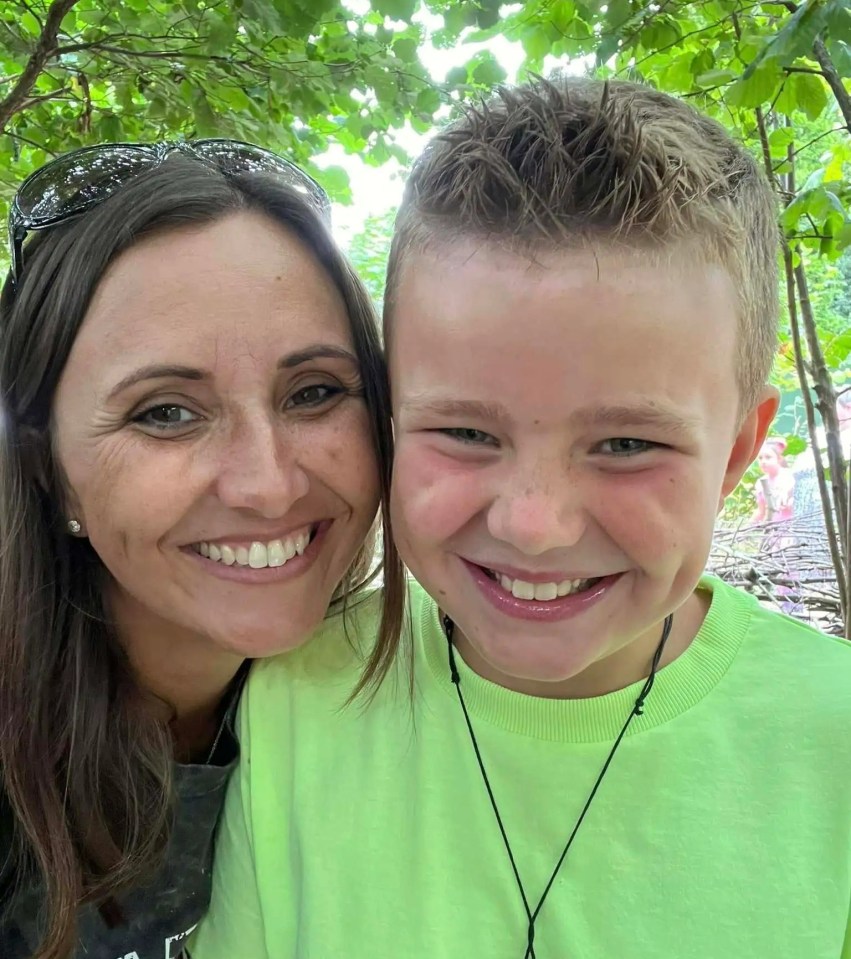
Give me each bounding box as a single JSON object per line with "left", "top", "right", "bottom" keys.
{"left": 0, "top": 144, "right": 403, "bottom": 959}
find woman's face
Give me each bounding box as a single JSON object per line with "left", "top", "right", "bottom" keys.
{"left": 52, "top": 211, "right": 380, "bottom": 659}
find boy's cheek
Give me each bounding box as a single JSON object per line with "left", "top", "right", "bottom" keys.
{"left": 393, "top": 445, "right": 488, "bottom": 541}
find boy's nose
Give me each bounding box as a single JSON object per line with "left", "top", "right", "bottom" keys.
{"left": 486, "top": 468, "right": 586, "bottom": 556}
{"left": 214, "top": 418, "right": 310, "bottom": 518}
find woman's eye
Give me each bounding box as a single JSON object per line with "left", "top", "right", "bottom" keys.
{"left": 286, "top": 384, "right": 343, "bottom": 409}
{"left": 132, "top": 405, "right": 199, "bottom": 430}
{"left": 597, "top": 438, "right": 656, "bottom": 456}
{"left": 440, "top": 427, "right": 498, "bottom": 446}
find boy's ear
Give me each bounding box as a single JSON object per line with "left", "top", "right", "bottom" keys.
{"left": 719, "top": 385, "right": 780, "bottom": 503}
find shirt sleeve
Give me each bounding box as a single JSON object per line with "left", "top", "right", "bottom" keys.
{"left": 187, "top": 696, "right": 268, "bottom": 959}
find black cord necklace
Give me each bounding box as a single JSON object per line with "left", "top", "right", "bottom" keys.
{"left": 444, "top": 613, "right": 674, "bottom": 958}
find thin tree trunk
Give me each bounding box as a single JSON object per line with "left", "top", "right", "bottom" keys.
{"left": 783, "top": 246, "right": 848, "bottom": 622}
{"left": 792, "top": 256, "right": 849, "bottom": 559}
{"left": 754, "top": 107, "right": 848, "bottom": 625}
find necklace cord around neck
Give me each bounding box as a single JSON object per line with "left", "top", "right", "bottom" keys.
{"left": 444, "top": 613, "right": 674, "bottom": 958}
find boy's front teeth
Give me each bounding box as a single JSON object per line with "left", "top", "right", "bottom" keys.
{"left": 492, "top": 571, "right": 591, "bottom": 601}
{"left": 196, "top": 531, "right": 310, "bottom": 569}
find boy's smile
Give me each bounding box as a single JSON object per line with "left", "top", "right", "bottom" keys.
{"left": 389, "top": 241, "right": 776, "bottom": 698}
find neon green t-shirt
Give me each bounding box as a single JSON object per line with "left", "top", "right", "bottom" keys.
{"left": 192, "top": 577, "right": 851, "bottom": 958}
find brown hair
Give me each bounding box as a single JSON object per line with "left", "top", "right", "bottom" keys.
{"left": 0, "top": 155, "right": 404, "bottom": 957}
{"left": 385, "top": 75, "right": 779, "bottom": 410}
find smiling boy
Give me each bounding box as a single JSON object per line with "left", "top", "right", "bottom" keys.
{"left": 194, "top": 77, "right": 851, "bottom": 959}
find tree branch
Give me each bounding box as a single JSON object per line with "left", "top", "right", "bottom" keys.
{"left": 0, "top": 0, "right": 80, "bottom": 133}
{"left": 4, "top": 130, "right": 58, "bottom": 156}
{"left": 811, "top": 36, "right": 851, "bottom": 134}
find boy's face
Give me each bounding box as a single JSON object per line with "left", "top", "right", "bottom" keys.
{"left": 389, "top": 242, "right": 776, "bottom": 697}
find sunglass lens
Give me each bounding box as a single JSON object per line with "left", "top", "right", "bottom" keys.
{"left": 16, "top": 146, "right": 154, "bottom": 223}
{"left": 193, "top": 140, "right": 332, "bottom": 222}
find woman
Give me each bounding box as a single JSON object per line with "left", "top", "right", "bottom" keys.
{"left": 0, "top": 141, "right": 403, "bottom": 959}
{"left": 750, "top": 437, "right": 795, "bottom": 525}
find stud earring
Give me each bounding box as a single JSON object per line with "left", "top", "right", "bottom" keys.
{"left": 67, "top": 519, "right": 82, "bottom": 535}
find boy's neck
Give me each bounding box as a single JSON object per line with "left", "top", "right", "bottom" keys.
{"left": 452, "top": 590, "right": 710, "bottom": 700}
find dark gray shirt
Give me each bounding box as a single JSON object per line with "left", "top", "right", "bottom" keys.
{"left": 0, "top": 716, "right": 239, "bottom": 959}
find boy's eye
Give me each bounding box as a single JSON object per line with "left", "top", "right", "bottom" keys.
{"left": 286, "top": 384, "right": 344, "bottom": 409}
{"left": 439, "top": 427, "right": 499, "bottom": 447}
{"left": 132, "top": 405, "right": 199, "bottom": 431}
{"left": 597, "top": 438, "right": 657, "bottom": 456}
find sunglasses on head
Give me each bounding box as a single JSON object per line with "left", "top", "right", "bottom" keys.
{"left": 6, "top": 138, "right": 332, "bottom": 296}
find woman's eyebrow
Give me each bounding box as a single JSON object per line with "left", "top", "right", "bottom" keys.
{"left": 106, "top": 345, "right": 360, "bottom": 401}
{"left": 107, "top": 364, "right": 207, "bottom": 400}
{"left": 278, "top": 345, "right": 359, "bottom": 368}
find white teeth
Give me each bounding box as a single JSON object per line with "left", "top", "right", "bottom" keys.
{"left": 268, "top": 540, "right": 286, "bottom": 567}
{"left": 534, "top": 582, "right": 558, "bottom": 601}
{"left": 248, "top": 542, "right": 268, "bottom": 569}
{"left": 511, "top": 580, "right": 535, "bottom": 600}
{"left": 492, "top": 571, "right": 593, "bottom": 602}
{"left": 194, "top": 528, "right": 312, "bottom": 570}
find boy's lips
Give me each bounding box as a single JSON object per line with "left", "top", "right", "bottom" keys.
{"left": 460, "top": 558, "right": 623, "bottom": 622}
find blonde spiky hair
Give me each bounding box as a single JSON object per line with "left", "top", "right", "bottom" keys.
{"left": 385, "top": 75, "right": 779, "bottom": 411}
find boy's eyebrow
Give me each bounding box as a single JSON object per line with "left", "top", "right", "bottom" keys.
{"left": 401, "top": 397, "right": 511, "bottom": 423}
{"left": 569, "top": 403, "right": 700, "bottom": 434}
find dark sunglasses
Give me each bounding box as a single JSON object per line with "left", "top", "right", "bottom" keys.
{"left": 7, "top": 138, "right": 332, "bottom": 295}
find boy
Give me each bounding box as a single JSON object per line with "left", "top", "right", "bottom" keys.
{"left": 193, "top": 77, "right": 851, "bottom": 958}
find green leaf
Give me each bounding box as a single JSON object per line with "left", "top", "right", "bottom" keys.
{"left": 446, "top": 65, "right": 468, "bottom": 88}
{"left": 474, "top": 0, "right": 502, "bottom": 29}
{"left": 523, "top": 27, "right": 553, "bottom": 66}
{"left": 97, "top": 114, "right": 124, "bottom": 142}
{"left": 767, "top": 126, "right": 795, "bottom": 157}
{"left": 392, "top": 37, "right": 418, "bottom": 63}
{"left": 825, "top": 0, "right": 851, "bottom": 43}
{"left": 826, "top": 39, "right": 851, "bottom": 75}
{"left": 315, "top": 163, "right": 351, "bottom": 203}
{"left": 551, "top": 0, "right": 577, "bottom": 34}
{"left": 726, "top": 61, "right": 782, "bottom": 109}
{"left": 793, "top": 72, "right": 829, "bottom": 121}
{"left": 471, "top": 53, "right": 507, "bottom": 87}
{"left": 415, "top": 86, "right": 441, "bottom": 115}
{"left": 742, "top": 1, "right": 828, "bottom": 78}
{"left": 824, "top": 332, "right": 851, "bottom": 368}
{"left": 696, "top": 68, "right": 737, "bottom": 88}
{"left": 596, "top": 34, "right": 620, "bottom": 65}
{"left": 373, "top": 0, "right": 416, "bottom": 21}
